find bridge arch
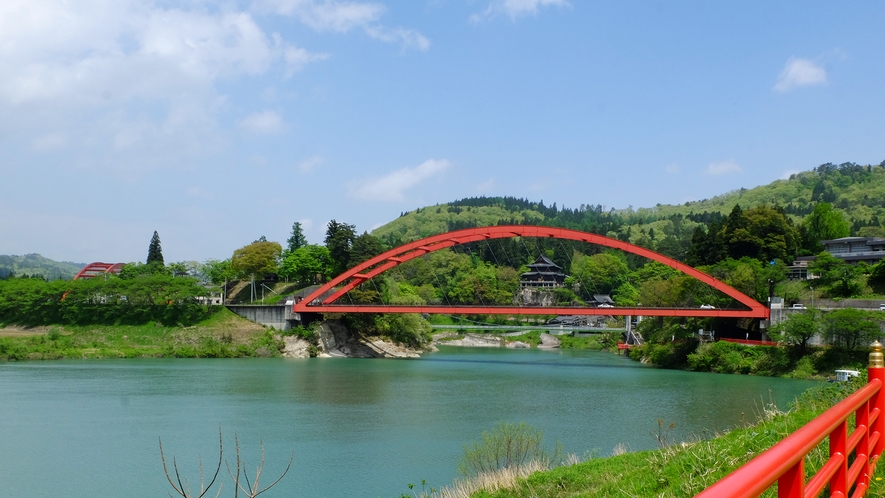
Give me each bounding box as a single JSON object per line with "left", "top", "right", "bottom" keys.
{"left": 293, "top": 225, "right": 770, "bottom": 319}
{"left": 73, "top": 262, "right": 125, "bottom": 280}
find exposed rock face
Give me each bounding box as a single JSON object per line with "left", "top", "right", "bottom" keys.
{"left": 438, "top": 333, "right": 504, "bottom": 347}
{"left": 304, "top": 320, "right": 431, "bottom": 358}
{"left": 516, "top": 288, "right": 556, "bottom": 307}
{"left": 538, "top": 333, "right": 561, "bottom": 349}
{"left": 282, "top": 336, "right": 312, "bottom": 358}
{"left": 506, "top": 341, "right": 531, "bottom": 349}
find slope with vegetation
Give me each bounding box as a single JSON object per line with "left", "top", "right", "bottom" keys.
{"left": 0, "top": 253, "right": 84, "bottom": 280}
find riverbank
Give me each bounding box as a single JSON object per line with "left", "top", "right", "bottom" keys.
{"left": 436, "top": 375, "right": 884, "bottom": 498}
{"left": 626, "top": 339, "right": 869, "bottom": 380}
{"left": 0, "top": 309, "right": 433, "bottom": 361}
{"left": 432, "top": 330, "right": 612, "bottom": 351}
{"left": 0, "top": 308, "right": 282, "bottom": 360}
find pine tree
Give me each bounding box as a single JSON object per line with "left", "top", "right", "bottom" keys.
{"left": 147, "top": 231, "right": 164, "bottom": 265}
{"left": 286, "top": 222, "right": 307, "bottom": 253}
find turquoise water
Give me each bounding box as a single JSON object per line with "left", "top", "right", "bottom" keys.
{"left": 0, "top": 347, "right": 818, "bottom": 497}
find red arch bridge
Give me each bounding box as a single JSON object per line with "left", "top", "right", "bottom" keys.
{"left": 293, "top": 225, "right": 770, "bottom": 320}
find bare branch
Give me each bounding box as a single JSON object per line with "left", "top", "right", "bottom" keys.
{"left": 158, "top": 429, "right": 224, "bottom": 498}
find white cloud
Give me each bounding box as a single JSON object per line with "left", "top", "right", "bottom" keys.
{"left": 774, "top": 57, "right": 827, "bottom": 92}
{"left": 0, "top": 0, "right": 326, "bottom": 175}
{"left": 240, "top": 110, "right": 284, "bottom": 133}
{"left": 284, "top": 45, "right": 330, "bottom": 74}
{"left": 705, "top": 160, "right": 742, "bottom": 176}
{"left": 349, "top": 159, "right": 450, "bottom": 201}
{"left": 256, "top": 0, "right": 385, "bottom": 32}
{"left": 297, "top": 155, "right": 325, "bottom": 173}
{"left": 471, "top": 0, "right": 570, "bottom": 22}
{"left": 257, "top": 0, "right": 428, "bottom": 51}
{"left": 664, "top": 163, "right": 681, "bottom": 175}
{"left": 364, "top": 26, "right": 430, "bottom": 52}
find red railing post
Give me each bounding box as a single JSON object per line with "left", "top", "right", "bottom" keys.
{"left": 778, "top": 460, "right": 804, "bottom": 498}
{"left": 830, "top": 418, "right": 848, "bottom": 496}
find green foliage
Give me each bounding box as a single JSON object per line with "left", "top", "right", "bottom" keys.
{"left": 285, "top": 221, "right": 307, "bottom": 253}
{"left": 0, "top": 253, "right": 83, "bottom": 281}
{"left": 686, "top": 341, "right": 790, "bottom": 376}
{"left": 119, "top": 261, "right": 169, "bottom": 279}
{"left": 769, "top": 310, "right": 819, "bottom": 351}
{"left": 147, "top": 230, "right": 165, "bottom": 265}
{"left": 375, "top": 313, "right": 432, "bottom": 348}
{"left": 0, "top": 309, "right": 278, "bottom": 361}
{"left": 810, "top": 252, "right": 864, "bottom": 298}
{"left": 349, "top": 232, "right": 385, "bottom": 267}
{"left": 570, "top": 251, "right": 627, "bottom": 297}
{"left": 801, "top": 202, "right": 850, "bottom": 253}
{"left": 324, "top": 220, "right": 356, "bottom": 276}
{"left": 0, "top": 274, "right": 219, "bottom": 326}
{"left": 278, "top": 245, "right": 332, "bottom": 284}
{"left": 469, "top": 378, "right": 865, "bottom": 498}
{"left": 230, "top": 241, "right": 282, "bottom": 279}
{"left": 822, "top": 308, "right": 881, "bottom": 351}
{"left": 201, "top": 258, "right": 236, "bottom": 285}
{"left": 868, "top": 259, "right": 885, "bottom": 292}
{"left": 457, "top": 422, "right": 562, "bottom": 477}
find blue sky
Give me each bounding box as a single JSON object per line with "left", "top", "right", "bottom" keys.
{"left": 1, "top": 0, "right": 883, "bottom": 264}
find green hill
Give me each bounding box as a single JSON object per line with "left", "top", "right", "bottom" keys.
{"left": 0, "top": 254, "right": 85, "bottom": 280}
{"left": 372, "top": 161, "right": 885, "bottom": 251}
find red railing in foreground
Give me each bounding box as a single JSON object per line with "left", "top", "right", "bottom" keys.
{"left": 697, "top": 341, "right": 885, "bottom": 498}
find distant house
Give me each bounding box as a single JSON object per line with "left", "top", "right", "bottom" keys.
{"left": 520, "top": 255, "right": 568, "bottom": 289}
{"left": 821, "top": 237, "right": 885, "bottom": 265}
{"left": 786, "top": 256, "right": 817, "bottom": 281}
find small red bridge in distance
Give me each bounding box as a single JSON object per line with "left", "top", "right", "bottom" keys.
{"left": 293, "top": 225, "right": 770, "bottom": 320}
{"left": 73, "top": 262, "right": 125, "bottom": 280}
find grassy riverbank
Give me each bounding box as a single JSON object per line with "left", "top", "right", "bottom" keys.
{"left": 431, "top": 375, "right": 884, "bottom": 498}
{"left": 627, "top": 339, "right": 868, "bottom": 380}
{"left": 0, "top": 308, "right": 283, "bottom": 360}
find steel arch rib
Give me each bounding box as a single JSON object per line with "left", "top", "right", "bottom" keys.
{"left": 292, "top": 226, "right": 770, "bottom": 319}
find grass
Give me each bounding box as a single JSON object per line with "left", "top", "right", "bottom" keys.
{"left": 413, "top": 375, "right": 885, "bottom": 498}
{"left": 0, "top": 308, "right": 283, "bottom": 360}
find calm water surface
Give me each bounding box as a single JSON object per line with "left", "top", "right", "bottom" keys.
{"left": 0, "top": 347, "right": 818, "bottom": 497}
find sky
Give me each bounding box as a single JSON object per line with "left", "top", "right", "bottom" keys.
{"left": 1, "top": 1, "right": 884, "bottom": 264}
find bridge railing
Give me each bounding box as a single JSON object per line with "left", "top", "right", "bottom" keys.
{"left": 697, "top": 342, "right": 885, "bottom": 498}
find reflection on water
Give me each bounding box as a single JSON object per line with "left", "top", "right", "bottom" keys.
{"left": 0, "top": 347, "right": 818, "bottom": 497}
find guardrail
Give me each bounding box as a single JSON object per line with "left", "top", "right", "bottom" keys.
{"left": 697, "top": 341, "right": 885, "bottom": 498}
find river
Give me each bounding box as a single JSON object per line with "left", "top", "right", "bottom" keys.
{"left": 0, "top": 347, "right": 818, "bottom": 497}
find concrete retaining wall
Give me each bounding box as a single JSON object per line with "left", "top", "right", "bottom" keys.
{"left": 226, "top": 305, "right": 296, "bottom": 330}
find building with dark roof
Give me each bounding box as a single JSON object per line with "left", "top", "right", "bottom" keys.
{"left": 821, "top": 237, "right": 885, "bottom": 265}
{"left": 520, "top": 255, "right": 568, "bottom": 289}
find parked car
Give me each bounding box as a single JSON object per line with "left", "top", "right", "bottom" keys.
{"left": 880, "top": 304, "right": 885, "bottom": 311}
{"left": 791, "top": 303, "right": 807, "bottom": 310}
{"left": 597, "top": 303, "right": 614, "bottom": 308}
{"left": 699, "top": 304, "right": 716, "bottom": 309}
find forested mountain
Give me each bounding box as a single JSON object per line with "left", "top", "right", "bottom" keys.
{"left": 372, "top": 161, "right": 885, "bottom": 260}
{"left": 0, "top": 254, "right": 84, "bottom": 280}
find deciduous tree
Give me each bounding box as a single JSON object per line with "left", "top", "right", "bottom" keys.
{"left": 231, "top": 241, "right": 282, "bottom": 280}
{"left": 278, "top": 245, "right": 332, "bottom": 284}
{"left": 802, "top": 202, "right": 850, "bottom": 254}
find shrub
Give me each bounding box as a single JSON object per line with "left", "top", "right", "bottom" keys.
{"left": 457, "top": 422, "right": 562, "bottom": 477}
